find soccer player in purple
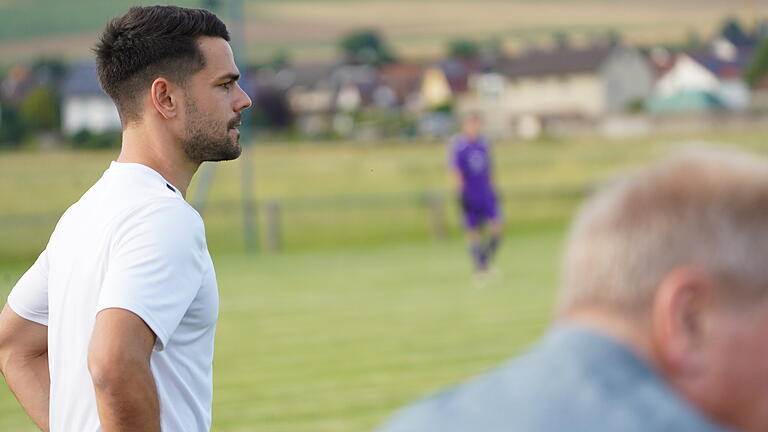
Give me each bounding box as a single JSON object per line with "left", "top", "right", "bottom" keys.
{"left": 450, "top": 113, "right": 502, "bottom": 274}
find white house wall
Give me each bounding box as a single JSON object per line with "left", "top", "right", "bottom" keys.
{"left": 502, "top": 74, "right": 605, "bottom": 117}
{"left": 654, "top": 55, "right": 719, "bottom": 97}
{"left": 461, "top": 72, "right": 605, "bottom": 137}
{"left": 63, "top": 96, "right": 121, "bottom": 135}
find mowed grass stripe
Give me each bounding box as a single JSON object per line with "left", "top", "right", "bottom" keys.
{"left": 209, "top": 234, "right": 559, "bottom": 430}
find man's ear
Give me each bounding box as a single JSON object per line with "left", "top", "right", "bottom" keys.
{"left": 149, "top": 77, "right": 179, "bottom": 120}
{"left": 651, "top": 267, "right": 713, "bottom": 377}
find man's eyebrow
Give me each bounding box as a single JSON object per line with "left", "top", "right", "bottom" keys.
{"left": 215, "top": 73, "right": 240, "bottom": 82}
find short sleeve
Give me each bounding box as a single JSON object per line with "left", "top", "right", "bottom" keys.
{"left": 7, "top": 249, "right": 50, "bottom": 326}
{"left": 98, "top": 200, "right": 206, "bottom": 352}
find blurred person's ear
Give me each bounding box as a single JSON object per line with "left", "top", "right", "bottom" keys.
{"left": 650, "top": 267, "right": 715, "bottom": 377}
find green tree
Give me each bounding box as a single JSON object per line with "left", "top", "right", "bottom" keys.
{"left": 251, "top": 50, "right": 291, "bottom": 71}
{"left": 720, "top": 16, "right": 748, "bottom": 43}
{"left": 553, "top": 31, "right": 570, "bottom": 49}
{"left": 448, "top": 39, "right": 479, "bottom": 58}
{"left": 70, "top": 129, "right": 120, "bottom": 149}
{"left": 270, "top": 49, "right": 290, "bottom": 70}
{"left": 201, "top": 0, "right": 221, "bottom": 11}
{"left": 684, "top": 28, "right": 703, "bottom": 50}
{"left": 605, "top": 29, "right": 622, "bottom": 45}
{"left": 745, "top": 38, "right": 768, "bottom": 87}
{"left": 0, "top": 103, "right": 25, "bottom": 148}
{"left": 756, "top": 19, "right": 768, "bottom": 40}
{"left": 339, "top": 29, "right": 395, "bottom": 66}
{"left": 31, "top": 58, "right": 67, "bottom": 86}
{"left": 20, "top": 86, "right": 59, "bottom": 132}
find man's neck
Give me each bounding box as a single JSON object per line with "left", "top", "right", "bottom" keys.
{"left": 117, "top": 127, "right": 198, "bottom": 198}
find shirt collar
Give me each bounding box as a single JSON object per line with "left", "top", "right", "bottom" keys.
{"left": 108, "top": 161, "right": 183, "bottom": 197}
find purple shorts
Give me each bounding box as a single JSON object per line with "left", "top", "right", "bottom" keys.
{"left": 461, "top": 197, "right": 500, "bottom": 229}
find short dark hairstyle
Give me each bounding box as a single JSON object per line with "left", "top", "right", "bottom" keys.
{"left": 94, "top": 5, "right": 230, "bottom": 123}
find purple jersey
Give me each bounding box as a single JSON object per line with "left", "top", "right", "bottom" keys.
{"left": 450, "top": 134, "right": 496, "bottom": 205}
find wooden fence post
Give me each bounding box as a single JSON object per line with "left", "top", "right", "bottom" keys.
{"left": 265, "top": 200, "right": 282, "bottom": 252}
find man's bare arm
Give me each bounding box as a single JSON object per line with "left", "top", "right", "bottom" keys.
{"left": 0, "top": 304, "right": 50, "bottom": 431}
{"left": 88, "top": 308, "right": 160, "bottom": 432}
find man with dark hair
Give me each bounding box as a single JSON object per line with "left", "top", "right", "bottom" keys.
{"left": 0, "top": 6, "right": 251, "bottom": 431}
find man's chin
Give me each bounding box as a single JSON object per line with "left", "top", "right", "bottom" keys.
{"left": 205, "top": 141, "right": 241, "bottom": 162}
{"left": 230, "top": 142, "right": 243, "bottom": 159}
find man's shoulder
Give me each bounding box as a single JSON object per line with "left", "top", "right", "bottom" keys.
{"left": 118, "top": 197, "right": 203, "bottom": 236}
{"left": 377, "top": 327, "right": 728, "bottom": 432}
{"left": 98, "top": 162, "right": 198, "bottom": 223}
{"left": 66, "top": 166, "right": 198, "bottom": 222}
{"left": 374, "top": 355, "right": 524, "bottom": 431}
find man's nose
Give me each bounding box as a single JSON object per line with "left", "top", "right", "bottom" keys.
{"left": 235, "top": 83, "right": 252, "bottom": 112}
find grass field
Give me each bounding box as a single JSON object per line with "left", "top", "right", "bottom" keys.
{"left": 0, "top": 231, "right": 561, "bottom": 431}
{"left": 0, "top": 0, "right": 757, "bottom": 63}
{"left": 0, "top": 132, "right": 703, "bottom": 261}
{"left": 5, "top": 129, "right": 768, "bottom": 261}
{"left": 3, "top": 131, "right": 768, "bottom": 430}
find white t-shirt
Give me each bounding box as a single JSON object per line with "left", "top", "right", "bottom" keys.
{"left": 8, "top": 161, "right": 219, "bottom": 432}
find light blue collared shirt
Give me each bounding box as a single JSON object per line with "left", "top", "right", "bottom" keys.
{"left": 376, "top": 324, "right": 731, "bottom": 432}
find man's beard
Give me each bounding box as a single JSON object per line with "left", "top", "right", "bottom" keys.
{"left": 182, "top": 98, "right": 242, "bottom": 163}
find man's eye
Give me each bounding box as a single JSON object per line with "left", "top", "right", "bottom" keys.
{"left": 220, "top": 82, "right": 232, "bottom": 89}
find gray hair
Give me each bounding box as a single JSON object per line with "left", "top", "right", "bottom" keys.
{"left": 558, "top": 147, "right": 768, "bottom": 316}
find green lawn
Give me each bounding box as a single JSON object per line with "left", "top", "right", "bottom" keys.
{"left": 3, "top": 130, "right": 768, "bottom": 261}
{"left": 1, "top": 230, "right": 561, "bottom": 431}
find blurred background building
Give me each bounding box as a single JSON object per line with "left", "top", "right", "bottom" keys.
{"left": 3, "top": 1, "right": 768, "bottom": 146}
